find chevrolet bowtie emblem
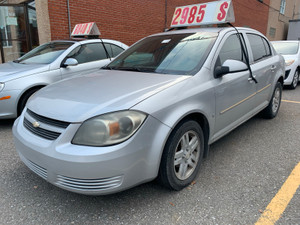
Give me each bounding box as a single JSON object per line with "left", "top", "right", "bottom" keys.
{"left": 32, "top": 121, "right": 40, "bottom": 128}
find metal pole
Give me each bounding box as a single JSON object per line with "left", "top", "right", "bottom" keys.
{"left": 67, "top": 0, "right": 71, "bottom": 37}
{"left": 164, "top": 0, "right": 167, "bottom": 31}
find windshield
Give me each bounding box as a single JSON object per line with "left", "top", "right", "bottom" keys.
{"left": 106, "top": 32, "right": 218, "bottom": 75}
{"left": 272, "top": 42, "right": 299, "bottom": 55}
{"left": 17, "top": 42, "right": 74, "bottom": 64}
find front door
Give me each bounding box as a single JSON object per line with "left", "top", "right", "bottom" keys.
{"left": 213, "top": 33, "right": 256, "bottom": 140}
{"left": 60, "top": 43, "right": 112, "bottom": 80}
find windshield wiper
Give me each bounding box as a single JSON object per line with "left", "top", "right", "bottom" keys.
{"left": 114, "top": 66, "right": 154, "bottom": 72}
{"left": 101, "top": 65, "right": 113, "bottom": 70}
{"left": 102, "top": 66, "right": 155, "bottom": 73}
{"left": 117, "top": 67, "right": 142, "bottom": 72}
{"left": 13, "top": 59, "right": 20, "bottom": 63}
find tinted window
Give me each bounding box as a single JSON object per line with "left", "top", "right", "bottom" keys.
{"left": 103, "top": 43, "right": 124, "bottom": 58}
{"left": 111, "top": 44, "right": 124, "bottom": 57}
{"left": 216, "top": 34, "right": 246, "bottom": 67}
{"left": 262, "top": 38, "right": 271, "bottom": 56}
{"left": 247, "top": 34, "right": 271, "bottom": 62}
{"left": 69, "top": 43, "right": 107, "bottom": 64}
{"left": 104, "top": 43, "right": 113, "bottom": 57}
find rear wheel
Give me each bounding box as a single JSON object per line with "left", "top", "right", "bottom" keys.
{"left": 158, "top": 120, "right": 204, "bottom": 190}
{"left": 261, "top": 82, "right": 282, "bottom": 119}
{"left": 289, "top": 70, "right": 299, "bottom": 89}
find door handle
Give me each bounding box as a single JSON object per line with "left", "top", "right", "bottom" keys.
{"left": 271, "top": 65, "right": 277, "bottom": 71}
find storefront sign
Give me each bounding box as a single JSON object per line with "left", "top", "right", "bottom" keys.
{"left": 171, "top": 0, "right": 235, "bottom": 27}
{"left": 71, "top": 22, "right": 101, "bottom": 36}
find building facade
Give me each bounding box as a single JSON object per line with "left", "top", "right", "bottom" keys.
{"left": 266, "top": 0, "right": 300, "bottom": 41}
{"left": 0, "top": 0, "right": 284, "bottom": 63}
{"left": 0, "top": 0, "right": 38, "bottom": 63}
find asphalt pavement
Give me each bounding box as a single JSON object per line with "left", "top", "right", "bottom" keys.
{"left": 1, "top": 86, "right": 299, "bottom": 225}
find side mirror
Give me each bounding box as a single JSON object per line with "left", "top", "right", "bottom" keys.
{"left": 63, "top": 58, "right": 78, "bottom": 67}
{"left": 214, "top": 59, "right": 248, "bottom": 78}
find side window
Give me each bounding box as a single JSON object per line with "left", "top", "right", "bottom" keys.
{"left": 67, "top": 46, "right": 81, "bottom": 59}
{"left": 215, "top": 34, "right": 246, "bottom": 68}
{"left": 111, "top": 44, "right": 124, "bottom": 57}
{"left": 247, "top": 34, "right": 271, "bottom": 62}
{"left": 104, "top": 43, "right": 113, "bottom": 57}
{"left": 68, "top": 43, "right": 108, "bottom": 64}
{"left": 262, "top": 38, "right": 271, "bottom": 56}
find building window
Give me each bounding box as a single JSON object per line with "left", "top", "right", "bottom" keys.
{"left": 280, "top": 0, "right": 286, "bottom": 14}
{"left": 269, "top": 27, "right": 276, "bottom": 37}
{"left": 0, "top": 7, "right": 13, "bottom": 47}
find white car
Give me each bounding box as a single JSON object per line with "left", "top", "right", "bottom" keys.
{"left": 271, "top": 41, "right": 300, "bottom": 89}
{"left": 0, "top": 38, "right": 128, "bottom": 119}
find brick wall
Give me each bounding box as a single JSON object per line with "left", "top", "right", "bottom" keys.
{"left": 48, "top": 0, "right": 270, "bottom": 45}
{"left": 233, "top": 0, "right": 270, "bottom": 35}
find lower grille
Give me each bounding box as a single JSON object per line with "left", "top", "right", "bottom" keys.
{"left": 285, "top": 69, "right": 291, "bottom": 79}
{"left": 20, "top": 155, "right": 47, "bottom": 180}
{"left": 56, "top": 175, "right": 123, "bottom": 191}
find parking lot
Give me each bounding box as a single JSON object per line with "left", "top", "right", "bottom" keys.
{"left": 1, "top": 87, "right": 299, "bottom": 225}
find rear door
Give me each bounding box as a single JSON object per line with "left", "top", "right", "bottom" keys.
{"left": 245, "top": 33, "right": 280, "bottom": 110}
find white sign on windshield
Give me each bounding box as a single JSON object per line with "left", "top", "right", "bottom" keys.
{"left": 170, "top": 0, "right": 235, "bottom": 28}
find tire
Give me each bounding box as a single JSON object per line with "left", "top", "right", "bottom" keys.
{"left": 158, "top": 120, "right": 204, "bottom": 190}
{"left": 289, "top": 70, "right": 299, "bottom": 89}
{"left": 17, "top": 88, "right": 40, "bottom": 116}
{"left": 261, "top": 82, "right": 282, "bottom": 119}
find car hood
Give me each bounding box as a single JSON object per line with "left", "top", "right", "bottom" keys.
{"left": 27, "top": 70, "right": 189, "bottom": 122}
{"left": 281, "top": 54, "right": 297, "bottom": 61}
{"left": 0, "top": 62, "right": 50, "bottom": 82}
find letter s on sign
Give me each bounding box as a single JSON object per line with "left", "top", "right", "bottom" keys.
{"left": 217, "top": 2, "right": 229, "bottom": 21}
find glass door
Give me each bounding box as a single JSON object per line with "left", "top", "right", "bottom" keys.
{"left": 0, "top": 2, "right": 38, "bottom": 63}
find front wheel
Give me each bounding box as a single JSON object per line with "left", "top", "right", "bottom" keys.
{"left": 289, "top": 70, "right": 299, "bottom": 89}
{"left": 158, "top": 120, "right": 204, "bottom": 191}
{"left": 261, "top": 82, "right": 282, "bottom": 119}
{"left": 17, "top": 88, "right": 40, "bottom": 116}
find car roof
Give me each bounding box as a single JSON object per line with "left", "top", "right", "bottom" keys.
{"left": 48, "top": 38, "right": 125, "bottom": 44}
{"left": 45, "top": 39, "right": 129, "bottom": 49}
{"left": 150, "top": 26, "right": 261, "bottom": 37}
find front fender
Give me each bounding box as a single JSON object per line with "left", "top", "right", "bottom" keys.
{"left": 132, "top": 76, "right": 216, "bottom": 143}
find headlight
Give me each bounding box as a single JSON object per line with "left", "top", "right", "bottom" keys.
{"left": 72, "top": 111, "right": 147, "bottom": 146}
{"left": 0, "top": 83, "right": 4, "bottom": 92}
{"left": 285, "top": 59, "right": 295, "bottom": 66}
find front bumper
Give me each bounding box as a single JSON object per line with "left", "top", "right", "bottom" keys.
{"left": 284, "top": 64, "right": 297, "bottom": 85}
{"left": 0, "top": 89, "right": 20, "bottom": 119}
{"left": 13, "top": 112, "right": 171, "bottom": 195}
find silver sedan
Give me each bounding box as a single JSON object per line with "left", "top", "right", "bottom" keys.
{"left": 13, "top": 27, "right": 284, "bottom": 195}
{"left": 0, "top": 39, "right": 128, "bottom": 119}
